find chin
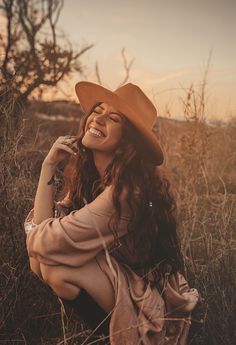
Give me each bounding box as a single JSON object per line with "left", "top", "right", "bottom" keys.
{"left": 81, "top": 136, "right": 92, "bottom": 149}
{"left": 82, "top": 133, "right": 100, "bottom": 150}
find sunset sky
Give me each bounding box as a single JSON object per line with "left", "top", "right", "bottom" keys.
{"left": 2, "top": 0, "right": 236, "bottom": 121}
{"left": 54, "top": 0, "right": 236, "bottom": 121}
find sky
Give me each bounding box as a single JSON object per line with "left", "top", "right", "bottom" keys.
{"left": 1, "top": 0, "right": 236, "bottom": 121}
{"left": 53, "top": 0, "right": 236, "bottom": 121}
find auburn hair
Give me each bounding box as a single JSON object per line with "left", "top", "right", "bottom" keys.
{"left": 60, "top": 104, "right": 184, "bottom": 287}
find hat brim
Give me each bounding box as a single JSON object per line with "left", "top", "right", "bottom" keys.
{"left": 75, "top": 81, "right": 164, "bottom": 165}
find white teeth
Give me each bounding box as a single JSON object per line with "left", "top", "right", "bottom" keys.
{"left": 89, "top": 127, "right": 104, "bottom": 137}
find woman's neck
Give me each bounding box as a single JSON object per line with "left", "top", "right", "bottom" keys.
{"left": 93, "top": 151, "right": 114, "bottom": 178}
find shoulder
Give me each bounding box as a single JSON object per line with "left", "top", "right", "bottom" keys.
{"left": 108, "top": 184, "right": 132, "bottom": 218}
{"left": 105, "top": 184, "right": 129, "bottom": 203}
{"left": 89, "top": 184, "right": 131, "bottom": 217}
{"left": 60, "top": 185, "right": 131, "bottom": 219}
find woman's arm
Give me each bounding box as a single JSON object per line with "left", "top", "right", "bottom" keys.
{"left": 26, "top": 185, "right": 132, "bottom": 268}
{"left": 29, "top": 162, "right": 56, "bottom": 277}
{"left": 27, "top": 136, "right": 78, "bottom": 276}
{"left": 33, "top": 162, "right": 56, "bottom": 223}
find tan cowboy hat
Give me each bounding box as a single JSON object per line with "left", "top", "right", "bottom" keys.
{"left": 75, "top": 81, "right": 164, "bottom": 165}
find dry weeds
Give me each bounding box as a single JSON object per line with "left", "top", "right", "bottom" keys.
{"left": 0, "top": 83, "right": 235, "bottom": 345}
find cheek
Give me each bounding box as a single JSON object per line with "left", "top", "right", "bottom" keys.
{"left": 110, "top": 127, "right": 122, "bottom": 142}
{"left": 84, "top": 115, "right": 93, "bottom": 132}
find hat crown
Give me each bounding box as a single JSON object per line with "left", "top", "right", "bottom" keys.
{"left": 114, "top": 83, "right": 157, "bottom": 129}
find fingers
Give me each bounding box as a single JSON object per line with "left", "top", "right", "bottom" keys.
{"left": 56, "top": 136, "right": 79, "bottom": 155}
{"left": 186, "top": 289, "right": 199, "bottom": 299}
{"left": 57, "top": 135, "right": 77, "bottom": 140}
{"left": 183, "top": 289, "right": 199, "bottom": 296}
{"left": 56, "top": 143, "right": 77, "bottom": 156}
{"left": 62, "top": 142, "right": 78, "bottom": 151}
{"left": 57, "top": 135, "right": 78, "bottom": 144}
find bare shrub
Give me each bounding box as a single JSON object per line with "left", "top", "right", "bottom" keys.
{"left": 0, "top": 0, "right": 93, "bottom": 102}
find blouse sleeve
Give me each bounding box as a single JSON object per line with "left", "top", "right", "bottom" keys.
{"left": 25, "top": 186, "right": 131, "bottom": 267}
{"left": 24, "top": 200, "right": 70, "bottom": 234}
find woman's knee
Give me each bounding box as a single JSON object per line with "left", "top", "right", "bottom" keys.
{"left": 40, "top": 264, "right": 57, "bottom": 285}
{"left": 40, "top": 264, "right": 80, "bottom": 300}
{"left": 52, "top": 282, "right": 81, "bottom": 300}
{"left": 40, "top": 264, "right": 81, "bottom": 299}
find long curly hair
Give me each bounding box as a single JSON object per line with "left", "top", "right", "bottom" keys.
{"left": 60, "top": 104, "right": 184, "bottom": 287}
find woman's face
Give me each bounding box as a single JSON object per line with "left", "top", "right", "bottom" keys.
{"left": 82, "top": 102, "right": 124, "bottom": 153}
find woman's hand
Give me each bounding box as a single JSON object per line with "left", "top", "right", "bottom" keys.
{"left": 43, "top": 135, "right": 79, "bottom": 167}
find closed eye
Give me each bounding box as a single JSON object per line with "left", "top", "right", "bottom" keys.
{"left": 109, "top": 113, "right": 122, "bottom": 122}
{"left": 93, "top": 108, "right": 122, "bottom": 123}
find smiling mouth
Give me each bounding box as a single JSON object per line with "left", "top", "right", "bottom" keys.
{"left": 88, "top": 127, "right": 105, "bottom": 138}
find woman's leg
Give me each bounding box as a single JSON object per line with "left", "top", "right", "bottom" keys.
{"left": 63, "top": 288, "right": 111, "bottom": 337}
{"left": 40, "top": 257, "right": 115, "bottom": 314}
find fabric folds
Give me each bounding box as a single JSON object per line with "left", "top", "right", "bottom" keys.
{"left": 24, "top": 185, "right": 195, "bottom": 344}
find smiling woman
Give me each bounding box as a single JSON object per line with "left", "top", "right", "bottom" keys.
{"left": 83, "top": 103, "right": 124, "bottom": 155}
{"left": 24, "top": 81, "right": 199, "bottom": 344}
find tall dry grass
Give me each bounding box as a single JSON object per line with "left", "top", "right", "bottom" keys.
{"left": 158, "top": 80, "right": 236, "bottom": 345}
{"left": 0, "top": 81, "right": 236, "bottom": 344}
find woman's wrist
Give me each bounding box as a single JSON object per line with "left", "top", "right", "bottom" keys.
{"left": 42, "top": 159, "right": 57, "bottom": 171}
{"left": 41, "top": 160, "right": 63, "bottom": 198}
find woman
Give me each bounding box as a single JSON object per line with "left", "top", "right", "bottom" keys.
{"left": 24, "top": 82, "right": 199, "bottom": 345}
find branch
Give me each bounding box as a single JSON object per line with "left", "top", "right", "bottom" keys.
{"left": 52, "top": 0, "right": 64, "bottom": 26}
{"left": 95, "top": 61, "right": 102, "bottom": 85}
{"left": 18, "top": 0, "right": 43, "bottom": 80}
{"left": 117, "top": 48, "right": 135, "bottom": 88}
{"left": 74, "top": 43, "right": 94, "bottom": 59}
{"left": 2, "top": 0, "right": 14, "bottom": 81}
{"left": 1, "top": 0, "right": 93, "bottom": 101}
{"left": 94, "top": 48, "right": 134, "bottom": 88}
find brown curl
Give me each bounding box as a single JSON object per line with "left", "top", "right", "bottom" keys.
{"left": 60, "top": 105, "right": 184, "bottom": 288}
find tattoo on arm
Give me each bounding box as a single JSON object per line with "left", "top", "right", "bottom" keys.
{"left": 47, "top": 175, "right": 55, "bottom": 185}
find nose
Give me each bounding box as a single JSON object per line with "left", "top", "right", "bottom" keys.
{"left": 93, "top": 114, "right": 105, "bottom": 125}
{"left": 93, "top": 110, "right": 109, "bottom": 125}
